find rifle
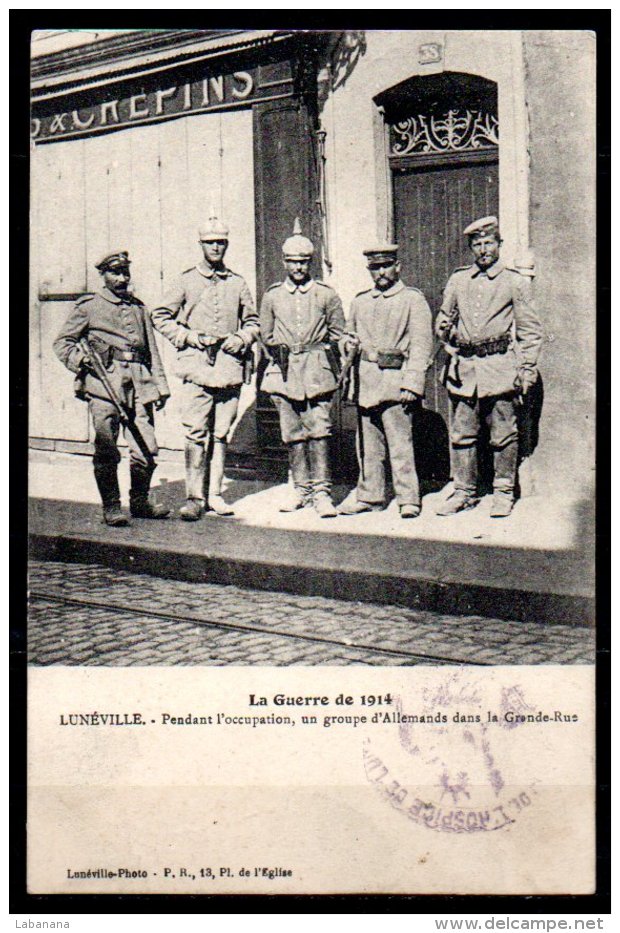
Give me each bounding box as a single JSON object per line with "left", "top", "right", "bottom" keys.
{"left": 242, "top": 346, "right": 255, "bottom": 385}
{"left": 78, "top": 336, "right": 155, "bottom": 468}
{"left": 324, "top": 342, "right": 341, "bottom": 382}
{"left": 337, "top": 342, "right": 359, "bottom": 394}
{"left": 336, "top": 343, "right": 364, "bottom": 479}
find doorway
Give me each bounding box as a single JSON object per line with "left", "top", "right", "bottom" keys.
{"left": 378, "top": 72, "right": 499, "bottom": 487}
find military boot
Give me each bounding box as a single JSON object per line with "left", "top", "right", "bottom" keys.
{"left": 436, "top": 446, "right": 479, "bottom": 516}
{"left": 279, "top": 441, "right": 313, "bottom": 512}
{"left": 94, "top": 462, "right": 129, "bottom": 527}
{"left": 207, "top": 440, "right": 234, "bottom": 516}
{"left": 309, "top": 438, "right": 337, "bottom": 518}
{"left": 129, "top": 463, "right": 170, "bottom": 519}
{"left": 179, "top": 442, "right": 206, "bottom": 522}
{"left": 490, "top": 442, "right": 518, "bottom": 518}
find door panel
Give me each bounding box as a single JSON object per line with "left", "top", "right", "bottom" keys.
{"left": 393, "top": 157, "right": 498, "bottom": 486}
{"left": 393, "top": 157, "right": 499, "bottom": 414}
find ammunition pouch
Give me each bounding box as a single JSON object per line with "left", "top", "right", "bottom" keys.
{"left": 452, "top": 333, "right": 511, "bottom": 358}
{"left": 361, "top": 348, "right": 406, "bottom": 370}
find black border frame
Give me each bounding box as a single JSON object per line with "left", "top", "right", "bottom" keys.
{"left": 11, "top": 8, "right": 611, "bottom": 917}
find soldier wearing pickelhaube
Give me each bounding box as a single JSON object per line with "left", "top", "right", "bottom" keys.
{"left": 337, "top": 243, "right": 433, "bottom": 518}
{"left": 54, "top": 250, "right": 171, "bottom": 526}
{"left": 151, "top": 214, "right": 259, "bottom": 521}
{"left": 260, "top": 220, "right": 345, "bottom": 517}
{"left": 435, "top": 216, "right": 543, "bottom": 518}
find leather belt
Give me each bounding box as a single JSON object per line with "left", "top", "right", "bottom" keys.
{"left": 360, "top": 349, "right": 408, "bottom": 363}
{"left": 110, "top": 347, "right": 146, "bottom": 363}
{"left": 454, "top": 334, "right": 511, "bottom": 358}
{"left": 289, "top": 342, "right": 325, "bottom": 355}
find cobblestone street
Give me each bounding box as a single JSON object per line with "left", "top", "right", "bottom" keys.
{"left": 27, "top": 560, "right": 595, "bottom": 667}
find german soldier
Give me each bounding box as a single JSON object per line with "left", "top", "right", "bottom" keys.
{"left": 260, "top": 220, "right": 345, "bottom": 517}
{"left": 151, "top": 215, "right": 259, "bottom": 521}
{"left": 337, "top": 244, "right": 433, "bottom": 519}
{"left": 53, "top": 250, "right": 170, "bottom": 526}
{"left": 435, "top": 216, "right": 543, "bottom": 518}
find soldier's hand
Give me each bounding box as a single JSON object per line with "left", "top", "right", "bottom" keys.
{"left": 78, "top": 351, "right": 96, "bottom": 375}
{"left": 154, "top": 398, "right": 167, "bottom": 411}
{"left": 400, "top": 389, "right": 420, "bottom": 405}
{"left": 221, "top": 333, "right": 244, "bottom": 354}
{"left": 342, "top": 337, "right": 360, "bottom": 355}
{"left": 515, "top": 367, "right": 538, "bottom": 397}
{"left": 185, "top": 330, "right": 205, "bottom": 350}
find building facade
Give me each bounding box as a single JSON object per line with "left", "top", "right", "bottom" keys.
{"left": 30, "top": 28, "right": 596, "bottom": 501}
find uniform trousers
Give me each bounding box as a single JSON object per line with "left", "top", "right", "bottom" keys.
{"left": 356, "top": 402, "right": 420, "bottom": 507}
{"left": 89, "top": 391, "right": 157, "bottom": 470}
{"left": 181, "top": 382, "right": 240, "bottom": 444}
{"left": 271, "top": 393, "right": 333, "bottom": 445}
{"left": 449, "top": 392, "right": 518, "bottom": 450}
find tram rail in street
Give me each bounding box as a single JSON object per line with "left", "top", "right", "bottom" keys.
{"left": 29, "top": 588, "right": 489, "bottom": 666}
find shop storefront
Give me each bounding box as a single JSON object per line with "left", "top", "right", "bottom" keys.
{"left": 30, "top": 28, "right": 596, "bottom": 501}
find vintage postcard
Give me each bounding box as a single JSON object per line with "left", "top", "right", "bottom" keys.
{"left": 26, "top": 25, "right": 598, "bottom": 899}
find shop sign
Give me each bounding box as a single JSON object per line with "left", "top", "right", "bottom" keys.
{"left": 32, "top": 67, "right": 285, "bottom": 143}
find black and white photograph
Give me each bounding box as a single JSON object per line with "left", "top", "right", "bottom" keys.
{"left": 22, "top": 21, "right": 602, "bottom": 901}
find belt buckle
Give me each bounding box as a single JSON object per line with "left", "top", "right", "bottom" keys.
{"left": 120, "top": 351, "right": 133, "bottom": 361}
{"left": 367, "top": 350, "right": 378, "bottom": 363}
{"left": 290, "top": 343, "right": 303, "bottom": 354}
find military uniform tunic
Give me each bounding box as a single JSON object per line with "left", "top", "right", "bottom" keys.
{"left": 260, "top": 278, "right": 345, "bottom": 445}
{"left": 260, "top": 278, "right": 345, "bottom": 401}
{"left": 152, "top": 261, "right": 258, "bottom": 446}
{"left": 53, "top": 287, "right": 169, "bottom": 468}
{"left": 344, "top": 280, "right": 433, "bottom": 508}
{"left": 435, "top": 261, "right": 543, "bottom": 399}
{"left": 346, "top": 280, "right": 433, "bottom": 407}
{"left": 151, "top": 261, "right": 259, "bottom": 389}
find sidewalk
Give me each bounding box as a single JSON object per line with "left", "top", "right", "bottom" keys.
{"left": 28, "top": 450, "right": 595, "bottom": 624}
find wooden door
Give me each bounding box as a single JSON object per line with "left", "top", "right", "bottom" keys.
{"left": 393, "top": 155, "right": 498, "bottom": 485}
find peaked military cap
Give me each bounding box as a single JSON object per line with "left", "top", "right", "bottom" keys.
{"left": 462, "top": 216, "right": 499, "bottom": 237}
{"left": 95, "top": 250, "right": 131, "bottom": 272}
{"left": 363, "top": 243, "right": 398, "bottom": 261}
{"left": 198, "top": 211, "right": 229, "bottom": 242}
{"left": 282, "top": 217, "right": 314, "bottom": 259}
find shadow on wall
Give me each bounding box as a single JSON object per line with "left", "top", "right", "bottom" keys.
{"left": 224, "top": 374, "right": 545, "bottom": 499}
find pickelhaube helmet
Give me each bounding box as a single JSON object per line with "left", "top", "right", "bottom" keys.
{"left": 282, "top": 218, "right": 314, "bottom": 259}
{"left": 198, "top": 210, "right": 229, "bottom": 242}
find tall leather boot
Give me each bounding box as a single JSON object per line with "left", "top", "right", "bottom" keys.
{"left": 490, "top": 441, "right": 518, "bottom": 518}
{"left": 207, "top": 440, "right": 234, "bottom": 516}
{"left": 279, "top": 441, "right": 312, "bottom": 512}
{"left": 309, "top": 437, "right": 337, "bottom": 518}
{"left": 93, "top": 462, "right": 129, "bottom": 527}
{"left": 179, "top": 441, "right": 206, "bottom": 522}
{"left": 129, "top": 463, "right": 170, "bottom": 519}
{"left": 436, "top": 445, "right": 479, "bottom": 516}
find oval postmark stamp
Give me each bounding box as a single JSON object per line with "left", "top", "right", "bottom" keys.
{"left": 363, "top": 672, "right": 540, "bottom": 834}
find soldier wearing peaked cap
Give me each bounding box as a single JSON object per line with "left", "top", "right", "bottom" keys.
{"left": 337, "top": 243, "right": 433, "bottom": 519}
{"left": 434, "top": 216, "right": 543, "bottom": 518}
{"left": 54, "top": 250, "right": 171, "bottom": 526}
{"left": 259, "top": 219, "right": 345, "bottom": 517}
{"left": 151, "top": 214, "right": 259, "bottom": 521}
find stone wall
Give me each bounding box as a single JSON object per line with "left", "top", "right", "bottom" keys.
{"left": 523, "top": 31, "right": 596, "bottom": 497}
